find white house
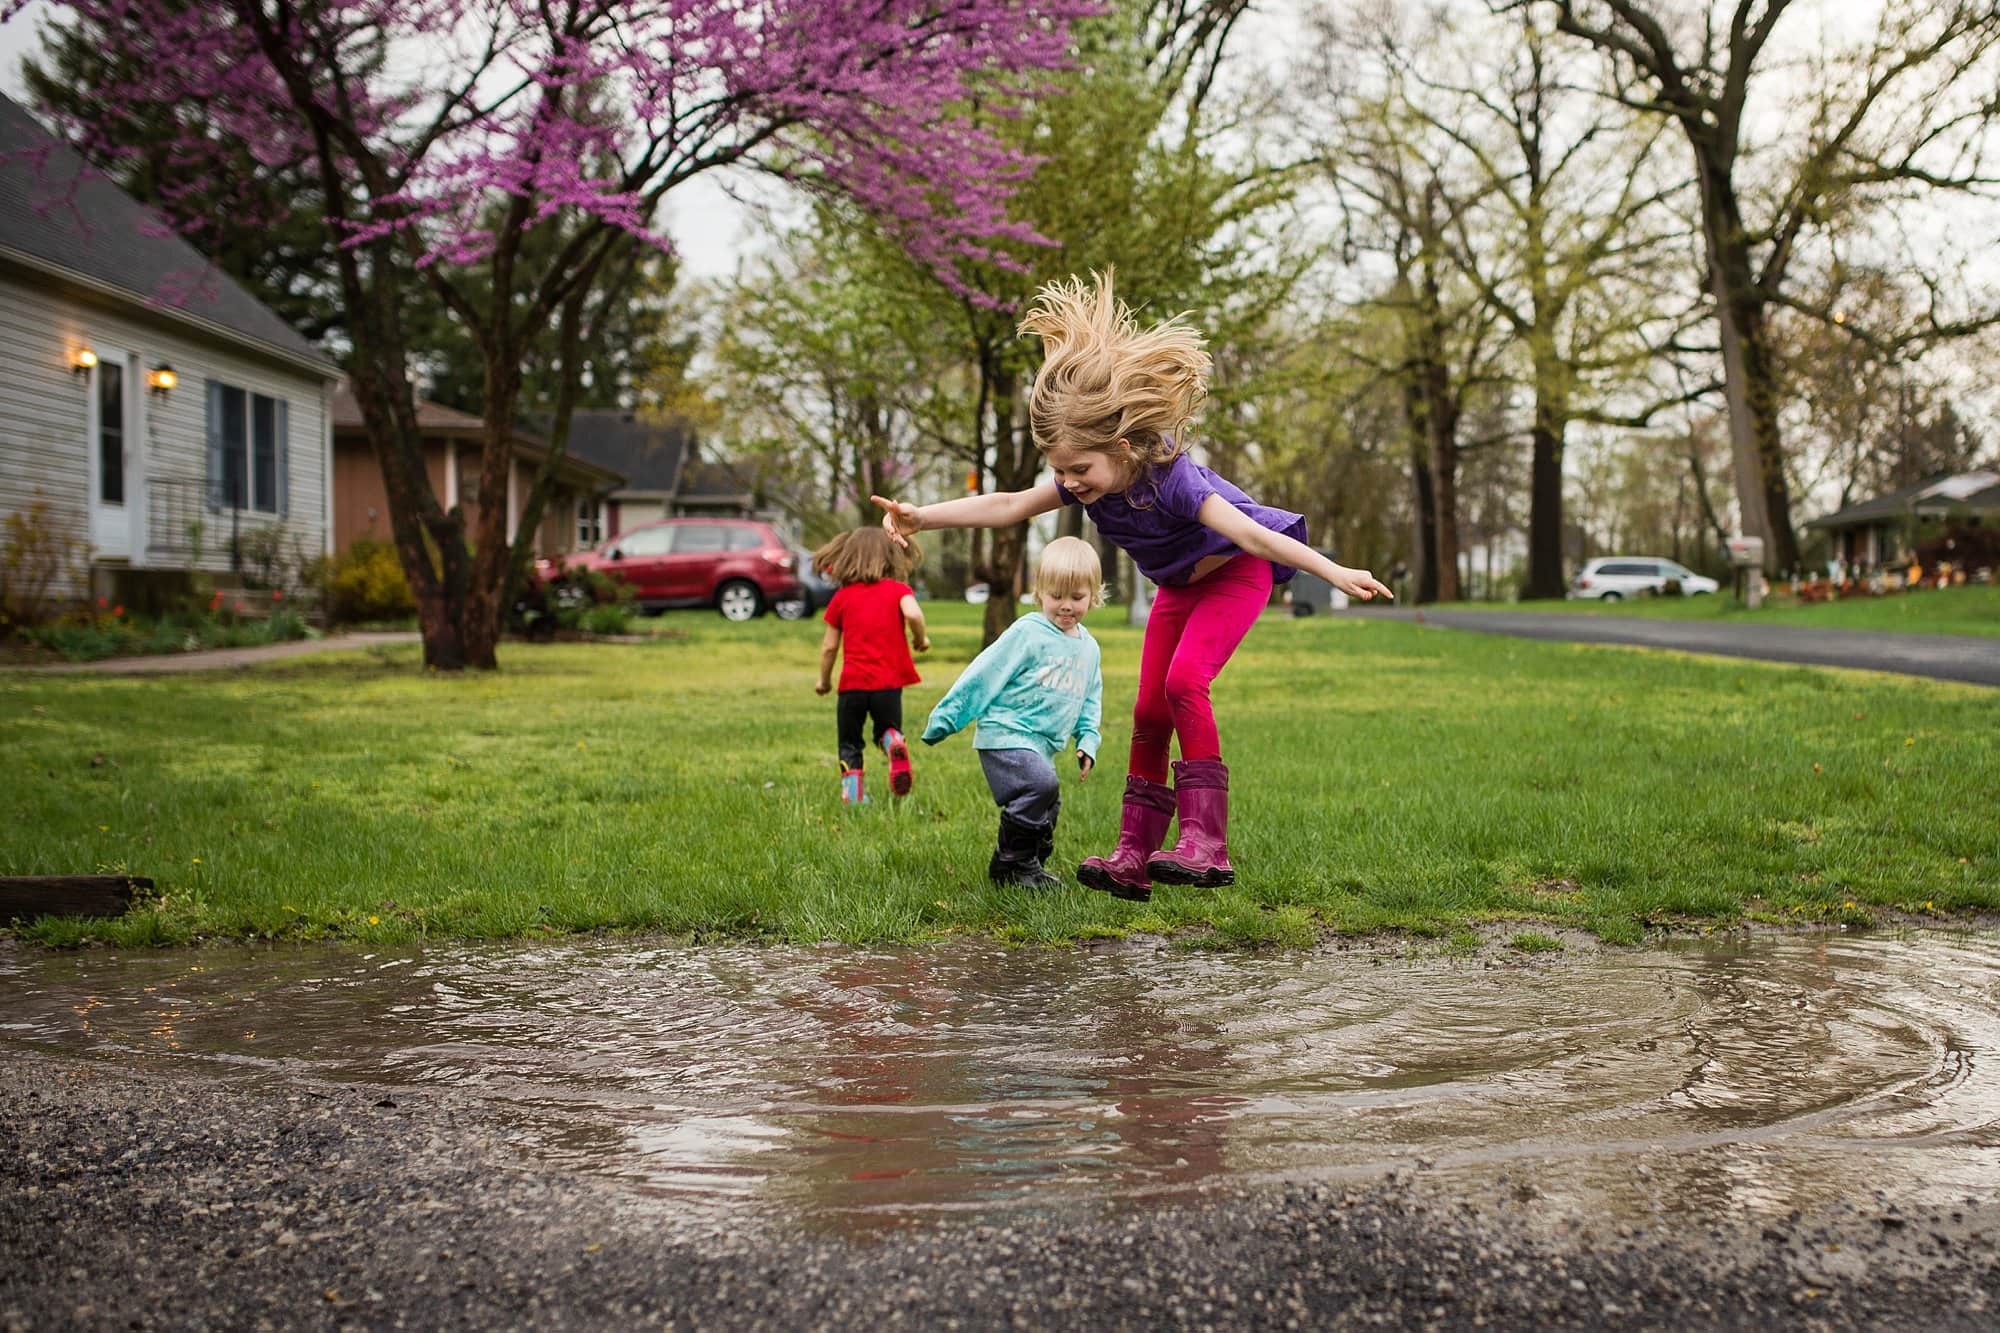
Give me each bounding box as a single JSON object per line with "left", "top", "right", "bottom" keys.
{"left": 0, "top": 94, "right": 342, "bottom": 608}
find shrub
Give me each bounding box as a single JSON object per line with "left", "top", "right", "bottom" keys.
{"left": 321, "top": 539, "right": 416, "bottom": 624}
{"left": 1915, "top": 526, "right": 2000, "bottom": 579}
{"left": 1660, "top": 577, "right": 1685, "bottom": 597}
{"left": 582, "top": 603, "right": 631, "bottom": 636}
{"left": 1, "top": 496, "right": 90, "bottom": 628}
{"left": 26, "top": 604, "right": 311, "bottom": 663}
{"left": 235, "top": 522, "right": 312, "bottom": 593}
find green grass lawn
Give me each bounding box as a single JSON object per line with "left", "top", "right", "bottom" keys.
{"left": 1439, "top": 583, "right": 2000, "bottom": 637}
{"left": 4, "top": 603, "right": 1996, "bottom": 950}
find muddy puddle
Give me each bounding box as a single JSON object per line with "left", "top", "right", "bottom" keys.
{"left": 4, "top": 931, "right": 1999, "bottom": 1233}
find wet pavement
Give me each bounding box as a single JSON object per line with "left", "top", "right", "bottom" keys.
{"left": 5, "top": 930, "right": 1998, "bottom": 1237}
{"left": 1352, "top": 608, "right": 2000, "bottom": 687}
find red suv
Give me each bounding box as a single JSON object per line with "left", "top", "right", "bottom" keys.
{"left": 539, "top": 517, "right": 801, "bottom": 620}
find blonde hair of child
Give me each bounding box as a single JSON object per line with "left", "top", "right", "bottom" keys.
{"left": 1018, "top": 269, "right": 1210, "bottom": 477}
{"left": 813, "top": 527, "right": 918, "bottom": 584}
{"left": 1034, "top": 536, "right": 1106, "bottom": 609}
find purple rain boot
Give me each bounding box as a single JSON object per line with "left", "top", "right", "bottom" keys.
{"left": 1147, "top": 759, "right": 1234, "bottom": 887}
{"left": 1077, "top": 775, "right": 1176, "bottom": 903}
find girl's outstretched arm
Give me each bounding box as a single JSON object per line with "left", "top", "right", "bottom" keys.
{"left": 872, "top": 489, "right": 1062, "bottom": 551}
{"left": 1195, "top": 495, "right": 1395, "bottom": 601}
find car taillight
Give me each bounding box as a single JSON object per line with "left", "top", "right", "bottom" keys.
{"left": 1576, "top": 577, "right": 1591, "bottom": 589}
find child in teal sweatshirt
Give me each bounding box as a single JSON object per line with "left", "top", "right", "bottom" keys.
{"left": 924, "top": 537, "right": 1106, "bottom": 888}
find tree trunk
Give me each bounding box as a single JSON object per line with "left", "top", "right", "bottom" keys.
{"left": 349, "top": 353, "right": 469, "bottom": 672}
{"left": 1696, "top": 150, "right": 1801, "bottom": 575}
{"left": 1424, "top": 354, "right": 1461, "bottom": 604}
{"left": 1523, "top": 397, "right": 1567, "bottom": 600}
{"left": 1402, "top": 378, "right": 1439, "bottom": 605}
{"left": 982, "top": 366, "right": 1032, "bottom": 646}
{"left": 1409, "top": 456, "right": 1439, "bottom": 606}
{"left": 463, "top": 360, "right": 523, "bottom": 671}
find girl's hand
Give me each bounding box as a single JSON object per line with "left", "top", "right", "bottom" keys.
{"left": 1077, "top": 752, "right": 1094, "bottom": 781}
{"left": 871, "top": 494, "right": 923, "bottom": 550}
{"left": 913, "top": 637, "right": 932, "bottom": 653}
{"left": 815, "top": 679, "right": 832, "bottom": 696}
{"left": 1332, "top": 566, "right": 1395, "bottom": 601}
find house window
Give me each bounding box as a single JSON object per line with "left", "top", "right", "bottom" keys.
{"left": 97, "top": 358, "right": 125, "bottom": 504}
{"left": 206, "top": 381, "right": 289, "bottom": 514}
{"left": 454, "top": 448, "right": 482, "bottom": 508}
{"left": 577, "top": 497, "right": 603, "bottom": 548}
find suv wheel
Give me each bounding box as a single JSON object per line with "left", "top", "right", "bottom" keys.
{"left": 717, "top": 579, "right": 764, "bottom": 621}
{"left": 772, "top": 592, "right": 810, "bottom": 621}
{"left": 1599, "top": 590, "right": 1623, "bottom": 602}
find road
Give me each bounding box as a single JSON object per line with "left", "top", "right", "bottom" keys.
{"left": 1351, "top": 608, "right": 1999, "bottom": 687}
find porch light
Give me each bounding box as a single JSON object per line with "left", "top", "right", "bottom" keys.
{"left": 72, "top": 347, "right": 98, "bottom": 376}
{"left": 148, "top": 363, "right": 178, "bottom": 395}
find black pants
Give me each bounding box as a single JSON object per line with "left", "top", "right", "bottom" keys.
{"left": 837, "top": 688, "right": 904, "bottom": 770}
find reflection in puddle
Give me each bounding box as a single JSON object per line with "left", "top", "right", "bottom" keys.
{"left": 4, "top": 932, "right": 1999, "bottom": 1232}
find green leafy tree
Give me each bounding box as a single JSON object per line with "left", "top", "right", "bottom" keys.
{"left": 1523, "top": 0, "right": 2000, "bottom": 574}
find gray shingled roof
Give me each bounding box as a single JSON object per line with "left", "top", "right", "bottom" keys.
{"left": 678, "top": 457, "right": 759, "bottom": 500}
{"left": 0, "top": 93, "right": 337, "bottom": 375}
{"left": 567, "top": 409, "right": 691, "bottom": 493}
{"left": 1805, "top": 471, "right": 2000, "bottom": 529}
{"left": 330, "top": 386, "right": 626, "bottom": 490}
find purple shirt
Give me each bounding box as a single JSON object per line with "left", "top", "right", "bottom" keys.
{"left": 1056, "top": 452, "right": 1308, "bottom": 586}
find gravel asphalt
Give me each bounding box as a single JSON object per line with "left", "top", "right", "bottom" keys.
{"left": 4, "top": 1052, "right": 1997, "bottom": 1331}
{"left": 1349, "top": 609, "right": 2000, "bottom": 687}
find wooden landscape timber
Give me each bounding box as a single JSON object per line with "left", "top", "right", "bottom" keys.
{"left": 0, "top": 876, "right": 147, "bottom": 921}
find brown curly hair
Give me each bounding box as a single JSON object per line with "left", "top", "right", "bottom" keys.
{"left": 812, "top": 527, "right": 919, "bottom": 585}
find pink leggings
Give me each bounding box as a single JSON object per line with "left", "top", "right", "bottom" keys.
{"left": 1129, "top": 554, "right": 1272, "bottom": 783}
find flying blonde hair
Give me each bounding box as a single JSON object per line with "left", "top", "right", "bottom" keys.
{"left": 1018, "top": 269, "right": 1210, "bottom": 475}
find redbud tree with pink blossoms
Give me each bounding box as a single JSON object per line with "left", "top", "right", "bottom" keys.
{"left": 3, "top": 0, "right": 1094, "bottom": 669}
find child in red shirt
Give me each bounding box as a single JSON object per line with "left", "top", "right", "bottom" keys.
{"left": 813, "top": 528, "right": 932, "bottom": 803}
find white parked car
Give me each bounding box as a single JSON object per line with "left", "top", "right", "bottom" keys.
{"left": 1568, "top": 556, "right": 1720, "bottom": 601}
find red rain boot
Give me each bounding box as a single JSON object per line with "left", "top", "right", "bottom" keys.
{"left": 1077, "top": 775, "right": 1175, "bottom": 902}
{"left": 883, "top": 727, "right": 913, "bottom": 797}
{"left": 1147, "top": 759, "right": 1233, "bottom": 887}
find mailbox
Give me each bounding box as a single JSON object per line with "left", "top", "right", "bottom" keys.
{"left": 1726, "top": 535, "right": 1764, "bottom": 567}
{"left": 1726, "top": 534, "right": 1766, "bottom": 608}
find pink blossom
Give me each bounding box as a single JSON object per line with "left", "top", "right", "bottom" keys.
{"left": 8, "top": 1, "right": 1100, "bottom": 294}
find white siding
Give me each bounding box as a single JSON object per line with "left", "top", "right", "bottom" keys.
{"left": 0, "top": 270, "right": 91, "bottom": 600}
{"left": 0, "top": 268, "right": 334, "bottom": 599}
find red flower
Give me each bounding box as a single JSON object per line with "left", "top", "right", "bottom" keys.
{"left": 112, "top": 605, "right": 124, "bottom": 617}
{"left": 97, "top": 596, "right": 108, "bottom": 609}
{"left": 271, "top": 589, "right": 283, "bottom": 602}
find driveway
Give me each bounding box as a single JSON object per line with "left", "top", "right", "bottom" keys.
{"left": 1352, "top": 608, "right": 2000, "bottom": 687}
{"left": 4, "top": 631, "right": 420, "bottom": 675}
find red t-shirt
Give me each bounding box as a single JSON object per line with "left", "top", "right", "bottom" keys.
{"left": 824, "top": 579, "right": 919, "bottom": 691}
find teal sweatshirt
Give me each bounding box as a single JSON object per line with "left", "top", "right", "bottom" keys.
{"left": 922, "top": 612, "right": 1104, "bottom": 761}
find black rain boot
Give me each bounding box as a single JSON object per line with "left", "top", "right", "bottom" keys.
{"left": 989, "top": 812, "right": 1060, "bottom": 890}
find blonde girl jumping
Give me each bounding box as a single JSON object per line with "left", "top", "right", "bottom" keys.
{"left": 874, "top": 272, "right": 1390, "bottom": 899}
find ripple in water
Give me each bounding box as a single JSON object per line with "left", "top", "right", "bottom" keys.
{"left": 4, "top": 932, "right": 1998, "bottom": 1231}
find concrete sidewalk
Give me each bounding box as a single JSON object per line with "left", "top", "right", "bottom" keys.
{"left": 4, "top": 631, "right": 421, "bottom": 675}
{"left": 1351, "top": 608, "right": 2000, "bottom": 687}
